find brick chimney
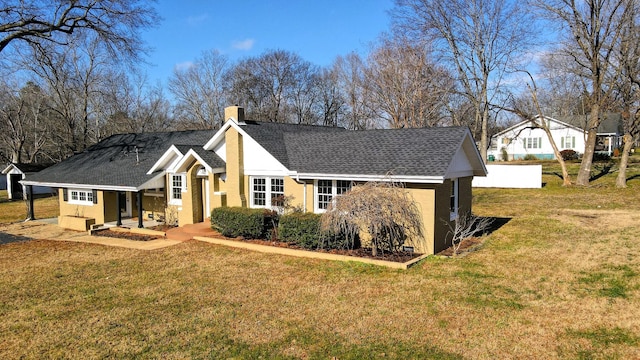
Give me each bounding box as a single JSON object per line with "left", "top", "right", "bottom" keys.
{"left": 224, "top": 105, "right": 245, "bottom": 124}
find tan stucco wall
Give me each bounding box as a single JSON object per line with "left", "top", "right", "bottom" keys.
{"left": 103, "top": 191, "right": 118, "bottom": 223}
{"left": 142, "top": 190, "right": 167, "bottom": 222}
{"left": 59, "top": 189, "right": 106, "bottom": 224}
{"left": 225, "top": 126, "right": 246, "bottom": 207}
{"left": 405, "top": 186, "right": 436, "bottom": 255}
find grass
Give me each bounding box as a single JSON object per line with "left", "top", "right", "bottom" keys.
{"left": 0, "top": 190, "right": 59, "bottom": 224}
{"left": 1, "top": 160, "right": 640, "bottom": 358}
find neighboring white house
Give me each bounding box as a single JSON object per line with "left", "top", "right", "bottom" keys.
{"left": 1, "top": 163, "right": 53, "bottom": 200}
{"left": 488, "top": 115, "right": 586, "bottom": 161}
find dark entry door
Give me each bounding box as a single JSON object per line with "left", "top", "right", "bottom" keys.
{"left": 10, "top": 174, "right": 23, "bottom": 200}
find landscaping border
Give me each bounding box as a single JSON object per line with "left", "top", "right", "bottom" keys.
{"left": 193, "top": 236, "right": 428, "bottom": 269}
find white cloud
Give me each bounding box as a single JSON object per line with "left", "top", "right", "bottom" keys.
{"left": 187, "top": 13, "right": 209, "bottom": 26}
{"left": 174, "top": 61, "right": 195, "bottom": 71}
{"left": 232, "top": 39, "right": 255, "bottom": 51}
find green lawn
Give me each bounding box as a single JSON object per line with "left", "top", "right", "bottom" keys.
{"left": 0, "top": 190, "right": 59, "bottom": 224}
{"left": 0, "top": 160, "right": 639, "bottom": 359}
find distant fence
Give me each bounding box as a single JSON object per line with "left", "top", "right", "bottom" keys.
{"left": 472, "top": 164, "right": 542, "bottom": 189}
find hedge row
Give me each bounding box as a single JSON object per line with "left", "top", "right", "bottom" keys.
{"left": 210, "top": 207, "right": 355, "bottom": 250}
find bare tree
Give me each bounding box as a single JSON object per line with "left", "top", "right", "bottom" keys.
{"left": 613, "top": 5, "right": 640, "bottom": 188}
{"left": 443, "top": 213, "right": 493, "bottom": 256}
{"left": 536, "top": 0, "right": 635, "bottom": 185}
{"left": 320, "top": 181, "right": 423, "bottom": 257}
{"left": 0, "top": 0, "right": 159, "bottom": 62}
{"left": 315, "top": 67, "right": 345, "bottom": 127}
{"left": 365, "top": 35, "right": 454, "bottom": 128}
{"left": 333, "top": 53, "right": 376, "bottom": 129}
{"left": 169, "top": 50, "right": 229, "bottom": 129}
{"left": 394, "top": 0, "right": 533, "bottom": 161}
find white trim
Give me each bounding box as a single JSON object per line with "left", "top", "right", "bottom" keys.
{"left": 20, "top": 180, "right": 137, "bottom": 192}
{"left": 147, "top": 145, "right": 185, "bottom": 175}
{"left": 449, "top": 178, "right": 459, "bottom": 221}
{"left": 294, "top": 172, "right": 444, "bottom": 184}
{"left": 68, "top": 188, "right": 95, "bottom": 206}
{"left": 173, "top": 148, "right": 215, "bottom": 173}
{"left": 313, "top": 179, "right": 353, "bottom": 213}
{"left": 249, "top": 176, "right": 284, "bottom": 209}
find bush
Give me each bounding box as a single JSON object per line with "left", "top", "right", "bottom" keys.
{"left": 211, "top": 207, "right": 276, "bottom": 239}
{"left": 279, "top": 212, "right": 357, "bottom": 250}
{"left": 559, "top": 149, "right": 578, "bottom": 161}
{"left": 279, "top": 212, "right": 322, "bottom": 249}
{"left": 523, "top": 154, "right": 538, "bottom": 161}
{"left": 593, "top": 152, "right": 611, "bottom": 162}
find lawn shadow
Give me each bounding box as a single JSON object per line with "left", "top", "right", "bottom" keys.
{"left": 590, "top": 163, "right": 615, "bottom": 182}
{"left": 627, "top": 174, "right": 640, "bottom": 181}
{"left": 481, "top": 216, "right": 511, "bottom": 236}
{"left": 0, "top": 231, "right": 32, "bottom": 245}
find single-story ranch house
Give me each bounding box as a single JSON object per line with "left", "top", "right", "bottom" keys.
{"left": 488, "top": 114, "right": 623, "bottom": 161}
{"left": 22, "top": 106, "right": 487, "bottom": 255}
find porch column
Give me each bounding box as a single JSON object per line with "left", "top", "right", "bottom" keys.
{"left": 116, "top": 191, "right": 122, "bottom": 226}
{"left": 137, "top": 191, "right": 143, "bottom": 228}
{"left": 26, "top": 185, "right": 34, "bottom": 220}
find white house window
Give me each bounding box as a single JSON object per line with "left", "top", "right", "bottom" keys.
{"left": 561, "top": 136, "right": 575, "bottom": 149}
{"left": 523, "top": 137, "right": 542, "bottom": 149}
{"left": 315, "top": 180, "right": 353, "bottom": 212}
{"left": 250, "top": 176, "right": 284, "bottom": 208}
{"left": 170, "top": 173, "right": 186, "bottom": 205}
{"left": 450, "top": 179, "right": 459, "bottom": 220}
{"left": 68, "top": 189, "right": 94, "bottom": 206}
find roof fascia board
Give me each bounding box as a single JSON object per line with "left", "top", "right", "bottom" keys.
{"left": 291, "top": 172, "right": 444, "bottom": 184}
{"left": 203, "top": 121, "right": 240, "bottom": 150}
{"left": 445, "top": 129, "right": 487, "bottom": 178}
{"left": 1, "top": 164, "right": 17, "bottom": 174}
{"left": 19, "top": 180, "right": 137, "bottom": 192}
{"left": 174, "top": 149, "right": 213, "bottom": 173}
{"left": 147, "top": 145, "right": 183, "bottom": 175}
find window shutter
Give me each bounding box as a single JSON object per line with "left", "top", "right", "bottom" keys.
{"left": 92, "top": 189, "right": 98, "bottom": 204}
{"left": 572, "top": 137, "right": 575, "bottom": 148}
{"left": 523, "top": 139, "right": 526, "bottom": 148}
{"left": 539, "top": 137, "right": 542, "bottom": 148}
{"left": 561, "top": 137, "right": 564, "bottom": 148}
{"left": 63, "top": 188, "right": 68, "bottom": 201}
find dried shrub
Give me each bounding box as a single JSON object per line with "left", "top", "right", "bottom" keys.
{"left": 320, "top": 181, "right": 423, "bottom": 256}
{"left": 444, "top": 213, "right": 493, "bottom": 256}
{"left": 523, "top": 154, "right": 538, "bottom": 161}
{"left": 559, "top": 149, "right": 578, "bottom": 161}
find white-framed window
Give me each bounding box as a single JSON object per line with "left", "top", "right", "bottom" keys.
{"left": 68, "top": 189, "right": 95, "bottom": 206}
{"left": 523, "top": 137, "right": 542, "bottom": 149}
{"left": 169, "top": 173, "right": 186, "bottom": 205}
{"left": 561, "top": 136, "right": 575, "bottom": 149}
{"left": 250, "top": 176, "right": 285, "bottom": 208}
{"left": 315, "top": 180, "right": 353, "bottom": 213}
{"left": 450, "top": 178, "right": 459, "bottom": 220}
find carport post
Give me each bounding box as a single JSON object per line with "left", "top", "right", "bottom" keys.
{"left": 26, "top": 185, "right": 34, "bottom": 220}
{"left": 116, "top": 191, "right": 122, "bottom": 226}
{"left": 137, "top": 191, "right": 143, "bottom": 228}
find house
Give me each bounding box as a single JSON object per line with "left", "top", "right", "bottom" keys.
{"left": 22, "top": 106, "right": 487, "bottom": 255}
{"left": 488, "top": 114, "right": 622, "bottom": 161}
{"left": 2, "top": 163, "right": 53, "bottom": 200}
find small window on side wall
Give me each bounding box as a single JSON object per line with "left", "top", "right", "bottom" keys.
{"left": 450, "top": 179, "right": 459, "bottom": 221}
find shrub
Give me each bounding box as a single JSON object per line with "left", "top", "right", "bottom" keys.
{"left": 523, "top": 154, "right": 538, "bottom": 161}
{"left": 593, "top": 152, "right": 611, "bottom": 162}
{"left": 279, "top": 212, "right": 322, "bottom": 249}
{"left": 278, "top": 212, "right": 353, "bottom": 250}
{"left": 501, "top": 147, "right": 509, "bottom": 161}
{"left": 559, "top": 149, "right": 578, "bottom": 161}
{"left": 211, "top": 207, "right": 276, "bottom": 239}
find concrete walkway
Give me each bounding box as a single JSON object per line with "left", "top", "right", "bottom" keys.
{"left": 165, "top": 221, "right": 220, "bottom": 241}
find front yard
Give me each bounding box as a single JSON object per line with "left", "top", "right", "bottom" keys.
{"left": 1, "top": 161, "right": 639, "bottom": 359}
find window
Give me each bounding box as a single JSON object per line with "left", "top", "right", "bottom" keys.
{"left": 170, "top": 173, "right": 186, "bottom": 205}
{"left": 68, "top": 189, "right": 95, "bottom": 206}
{"left": 450, "top": 178, "right": 459, "bottom": 220}
{"left": 250, "top": 176, "right": 284, "bottom": 208}
{"left": 561, "top": 136, "right": 575, "bottom": 149}
{"left": 315, "top": 180, "right": 353, "bottom": 212}
{"left": 523, "top": 137, "right": 542, "bottom": 149}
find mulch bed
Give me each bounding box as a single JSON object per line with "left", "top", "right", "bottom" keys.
{"left": 437, "top": 237, "right": 485, "bottom": 257}
{"left": 239, "top": 238, "right": 422, "bottom": 263}
{"left": 92, "top": 229, "right": 161, "bottom": 242}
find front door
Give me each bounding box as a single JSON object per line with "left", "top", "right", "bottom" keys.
{"left": 119, "top": 192, "right": 132, "bottom": 218}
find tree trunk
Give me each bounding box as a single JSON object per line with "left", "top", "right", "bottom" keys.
{"left": 616, "top": 133, "right": 633, "bottom": 188}
{"left": 576, "top": 107, "right": 600, "bottom": 185}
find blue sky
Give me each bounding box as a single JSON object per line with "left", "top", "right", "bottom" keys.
{"left": 142, "top": 1, "right": 394, "bottom": 84}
